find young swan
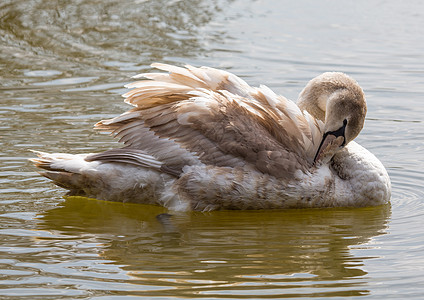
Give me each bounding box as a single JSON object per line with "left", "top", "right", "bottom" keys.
{"left": 31, "top": 64, "right": 391, "bottom": 211}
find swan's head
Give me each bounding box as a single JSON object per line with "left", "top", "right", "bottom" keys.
{"left": 297, "top": 72, "right": 367, "bottom": 163}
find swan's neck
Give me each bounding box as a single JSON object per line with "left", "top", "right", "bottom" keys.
{"left": 296, "top": 72, "right": 361, "bottom": 122}
{"left": 297, "top": 90, "right": 328, "bottom": 121}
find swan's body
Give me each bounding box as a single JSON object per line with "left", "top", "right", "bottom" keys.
{"left": 31, "top": 64, "right": 391, "bottom": 211}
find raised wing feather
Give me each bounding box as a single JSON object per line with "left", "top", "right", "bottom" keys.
{"left": 93, "top": 64, "right": 324, "bottom": 179}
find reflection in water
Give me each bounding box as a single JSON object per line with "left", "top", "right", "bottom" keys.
{"left": 35, "top": 197, "right": 391, "bottom": 298}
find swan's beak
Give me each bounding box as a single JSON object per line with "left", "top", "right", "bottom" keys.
{"left": 314, "top": 120, "right": 347, "bottom": 163}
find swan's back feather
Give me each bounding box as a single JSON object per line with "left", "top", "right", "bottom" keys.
{"left": 94, "top": 64, "right": 324, "bottom": 178}
{"left": 86, "top": 149, "right": 162, "bottom": 170}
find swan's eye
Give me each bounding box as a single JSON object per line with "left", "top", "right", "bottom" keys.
{"left": 343, "top": 119, "right": 348, "bottom": 126}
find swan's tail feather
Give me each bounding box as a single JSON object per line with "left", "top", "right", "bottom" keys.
{"left": 29, "top": 150, "right": 56, "bottom": 170}
{"left": 29, "top": 150, "right": 89, "bottom": 173}
{"left": 29, "top": 151, "right": 88, "bottom": 194}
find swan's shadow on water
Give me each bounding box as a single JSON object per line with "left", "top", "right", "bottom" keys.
{"left": 36, "top": 196, "right": 391, "bottom": 298}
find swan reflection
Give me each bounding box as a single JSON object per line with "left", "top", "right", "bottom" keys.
{"left": 36, "top": 197, "right": 390, "bottom": 297}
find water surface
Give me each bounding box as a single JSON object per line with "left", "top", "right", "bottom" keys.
{"left": 1, "top": 0, "right": 424, "bottom": 298}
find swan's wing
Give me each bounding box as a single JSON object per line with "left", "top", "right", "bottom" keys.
{"left": 92, "top": 64, "right": 323, "bottom": 179}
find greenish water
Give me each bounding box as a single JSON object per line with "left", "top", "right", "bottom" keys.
{"left": 1, "top": 0, "right": 424, "bottom": 298}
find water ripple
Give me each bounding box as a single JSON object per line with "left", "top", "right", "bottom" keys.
{"left": 1, "top": 0, "right": 424, "bottom": 298}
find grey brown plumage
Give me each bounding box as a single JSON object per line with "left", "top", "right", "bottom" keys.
{"left": 30, "top": 64, "right": 391, "bottom": 211}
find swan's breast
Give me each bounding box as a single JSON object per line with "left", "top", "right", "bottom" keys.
{"left": 330, "top": 142, "right": 391, "bottom": 206}
{"left": 294, "top": 141, "right": 390, "bottom": 207}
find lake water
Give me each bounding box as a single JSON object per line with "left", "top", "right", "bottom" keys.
{"left": 1, "top": 0, "right": 424, "bottom": 298}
